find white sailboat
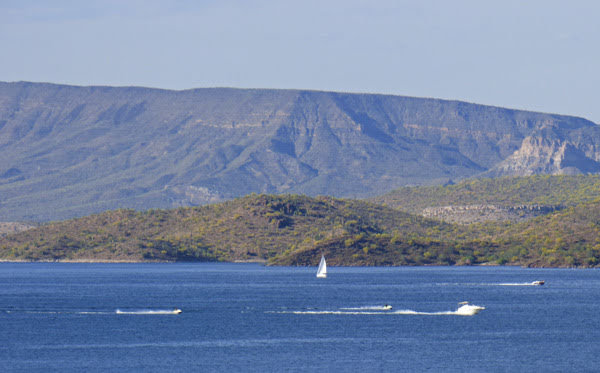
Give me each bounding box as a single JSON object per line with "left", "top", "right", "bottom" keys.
{"left": 316, "top": 255, "right": 327, "bottom": 278}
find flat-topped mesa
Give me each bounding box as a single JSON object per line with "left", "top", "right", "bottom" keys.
{"left": 0, "top": 82, "right": 598, "bottom": 221}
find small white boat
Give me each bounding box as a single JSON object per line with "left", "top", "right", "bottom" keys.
{"left": 173, "top": 308, "right": 182, "bottom": 314}
{"left": 383, "top": 304, "right": 392, "bottom": 310}
{"left": 316, "top": 255, "right": 327, "bottom": 278}
{"left": 456, "top": 301, "right": 485, "bottom": 316}
{"left": 531, "top": 280, "right": 545, "bottom": 286}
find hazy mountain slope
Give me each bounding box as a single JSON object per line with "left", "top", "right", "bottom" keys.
{"left": 1, "top": 82, "right": 598, "bottom": 221}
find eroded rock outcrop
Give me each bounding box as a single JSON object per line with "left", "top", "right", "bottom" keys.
{"left": 0, "top": 222, "right": 36, "bottom": 236}
{"left": 486, "top": 126, "right": 600, "bottom": 177}
{"left": 422, "top": 204, "right": 563, "bottom": 224}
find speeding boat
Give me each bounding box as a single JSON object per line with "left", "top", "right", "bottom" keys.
{"left": 456, "top": 301, "right": 485, "bottom": 316}
{"left": 173, "top": 308, "right": 183, "bottom": 314}
{"left": 531, "top": 280, "right": 545, "bottom": 286}
{"left": 383, "top": 304, "right": 392, "bottom": 310}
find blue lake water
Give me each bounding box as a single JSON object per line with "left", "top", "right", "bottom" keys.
{"left": 1, "top": 263, "right": 599, "bottom": 372}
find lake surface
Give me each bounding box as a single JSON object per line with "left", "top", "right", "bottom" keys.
{"left": 1, "top": 263, "right": 599, "bottom": 372}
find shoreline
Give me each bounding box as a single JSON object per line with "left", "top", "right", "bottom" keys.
{"left": 0, "top": 258, "right": 587, "bottom": 268}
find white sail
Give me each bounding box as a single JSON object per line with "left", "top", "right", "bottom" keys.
{"left": 316, "top": 255, "right": 327, "bottom": 278}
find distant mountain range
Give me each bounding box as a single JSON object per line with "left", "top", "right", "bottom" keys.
{"left": 1, "top": 81, "right": 599, "bottom": 221}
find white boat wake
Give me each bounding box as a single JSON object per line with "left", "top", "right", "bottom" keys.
{"left": 439, "top": 281, "right": 545, "bottom": 287}
{"left": 272, "top": 303, "right": 484, "bottom": 316}
{"left": 340, "top": 305, "right": 393, "bottom": 311}
{"left": 115, "top": 309, "right": 182, "bottom": 315}
{"left": 5, "top": 308, "right": 183, "bottom": 315}
{"left": 5, "top": 310, "right": 112, "bottom": 315}
{"left": 498, "top": 281, "right": 545, "bottom": 286}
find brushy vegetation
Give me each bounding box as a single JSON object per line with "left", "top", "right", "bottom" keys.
{"left": 2, "top": 176, "right": 600, "bottom": 268}
{"left": 0, "top": 194, "right": 457, "bottom": 264}
{"left": 372, "top": 175, "right": 600, "bottom": 213}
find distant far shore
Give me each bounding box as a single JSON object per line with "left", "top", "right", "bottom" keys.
{"left": 0, "top": 258, "right": 269, "bottom": 264}
{"left": 0, "top": 259, "right": 147, "bottom": 263}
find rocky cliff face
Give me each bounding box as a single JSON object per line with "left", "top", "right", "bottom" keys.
{"left": 485, "top": 125, "right": 600, "bottom": 176}
{"left": 0, "top": 222, "right": 36, "bottom": 236}
{"left": 0, "top": 82, "right": 599, "bottom": 221}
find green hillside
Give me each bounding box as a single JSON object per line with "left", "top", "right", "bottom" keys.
{"left": 0, "top": 194, "right": 462, "bottom": 265}
{"left": 372, "top": 175, "right": 600, "bottom": 213}
{"left": 1, "top": 191, "right": 600, "bottom": 268}
{"left": 467, "top": 198, "right": 600, "bottom": 267}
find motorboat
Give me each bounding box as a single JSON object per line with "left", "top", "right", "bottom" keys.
{"left": 383, "top": 304, "right": 392, "bottom": 310}
{"left": 173, "top": 308, "right": 183, "bottom": 314}
{"left": 456, "top": 301, "right": 485, "bottom": 316}
{"left": 531, "top": 280, "right": 545, "bottom": 286}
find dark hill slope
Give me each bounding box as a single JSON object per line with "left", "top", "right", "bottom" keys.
{"left": 1, "top": 82, "right": 599, "bottom": 221}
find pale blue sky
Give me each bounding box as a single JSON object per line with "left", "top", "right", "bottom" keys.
{"left": 1, "top": 0, "right": 599, "bottom": 123}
